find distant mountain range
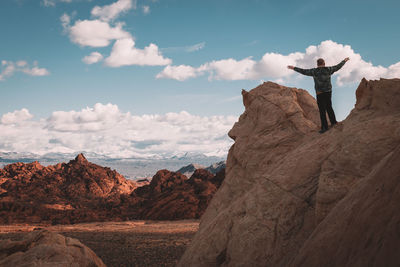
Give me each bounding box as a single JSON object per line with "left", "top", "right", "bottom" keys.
{"left": 0, "top": 151, "right": 226, "bottom": 180}
{"left": 176, "top": 161, "right": 226, "bottom": 177}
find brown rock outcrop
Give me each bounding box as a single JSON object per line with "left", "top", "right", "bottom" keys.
{"left": 179, "top": 79, "right": 400, "bottom": 266}
{"left": 292, "top": 145, "right": 400, "bottom": 267}
{"left": 0, "top": 153, "right": 136, "bottom": 224}
{"left": 133, "top": 168, "right": 225, "bottom": 220}
{"left": 0, "top": 230, "right": 106, "bottom": 266}
{"left": 0, "top": 153, "right": 225, "bottom": 224}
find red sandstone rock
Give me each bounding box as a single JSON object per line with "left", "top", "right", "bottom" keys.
{"left": 0, "top": 153, "right": 136, "bottom": 224}
{"left": 133, "top": 168, "right": 224, "bottom": 220}
{"left": 0, "top": 153, "right": 225, "bottom": 224}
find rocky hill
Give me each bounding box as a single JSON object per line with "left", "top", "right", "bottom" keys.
{"left": 179, "top": 78, "right": 400, "bottom": 266}
{"left": 0, "top": 154, "right": 224, "bottom": 224}
{"left": 133, "top": 168, "right": 224, "bottom": 220}
{"left": 0, "top": 154, "right": 136, "bottom": 224}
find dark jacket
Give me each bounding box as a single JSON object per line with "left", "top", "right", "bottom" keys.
{"left": 294, "top": 60, "right": 346, "bottom": 94}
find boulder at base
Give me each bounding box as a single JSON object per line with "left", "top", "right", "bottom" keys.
{"left": 0, "top": 230, "right": 106, "bottom": 267}
{"left": 179, "top": 79, "right": 400, "bottom": 266}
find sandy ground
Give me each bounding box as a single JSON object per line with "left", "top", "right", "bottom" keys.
{"left": 0, "top": 220, "right": 199, "bottom": 267}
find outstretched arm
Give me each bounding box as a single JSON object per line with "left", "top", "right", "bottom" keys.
{"left": 287, "top": 65, "right": 315, "bottom": 76}
{"left": 328, "top": 57, "right": 350, "bottom": 74}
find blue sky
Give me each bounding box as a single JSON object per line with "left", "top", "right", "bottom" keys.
{"left": 0, "top": 0, "right": 399, "bottom": 157}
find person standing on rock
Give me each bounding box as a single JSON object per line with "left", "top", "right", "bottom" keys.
{"left": 287, "top": 57, "right": 350, "bottom": 133}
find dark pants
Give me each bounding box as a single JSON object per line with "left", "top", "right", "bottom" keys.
{"left": 316, "top": 91, "right": 337, "bottom": 130}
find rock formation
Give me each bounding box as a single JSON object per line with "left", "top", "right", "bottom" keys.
{"left": 0, "top": 153, "right": 136, "bottom": 224}
{"left": 133, "top": 168, "right": 225, "bottom": 220}
{"left": 0, "top": 153, "right": 225, "bottom": 224}
{"left": 0, "top": 230, "right": 106, "bottom": 266}
{"left": 292, "top": 145, "right": 400, "bottom": 267}
{"left": 179, "top": 79, "right": 400, "bottom": 266}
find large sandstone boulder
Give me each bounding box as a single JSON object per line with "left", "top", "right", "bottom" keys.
{"left": 0, "top": 230, "right": 105, "bottom": 266}
{"left": 179, "top": 79, "right": 400, "bottom": 266}
{"left": 292, "top": 144, "right": 400, "bottom": 267}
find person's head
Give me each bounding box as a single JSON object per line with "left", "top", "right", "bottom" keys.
{"left": 317, "top": 58, "right": 325, "bottom": 67}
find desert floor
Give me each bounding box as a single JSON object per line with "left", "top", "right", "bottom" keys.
{"left": 0, "top": 220, "right": 199, "bottom": 267}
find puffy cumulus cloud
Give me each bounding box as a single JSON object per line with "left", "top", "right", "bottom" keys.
{"left": 22, "top": 66, "right": 50, "bottom": 76}
{"left": 82, "top": 52, "right": 104, "bottom": 64}
{"left": 104, "top": 38, "right": 172, "bottom": 67}
{"left": 203, "top": 57, "right": 256, "bottom": 80}
{"left": 91, "top": 0, "right": 136, "bottom": 22}
{"left": 0, "top": 61, "right": 49, "bottom": 81}
{"left": 46, "top": 103, "right": 124, "bottom": 132}
{"left": 62, "top": 1, "right": 169, "bottom": 67}
{"left": 0, "top": 104, "right": 236, "bottom": 158}
{"left": 1, "top": 109, "right": 33, "bottom": 125}
{"left": 69, "top": 20, "right": 131, "bottom": 47}
{"left": 156, "top": 65, "right": 200, "bottom": 81}
{"left": 157, "top": 40, "right": 400, "bottom": 86}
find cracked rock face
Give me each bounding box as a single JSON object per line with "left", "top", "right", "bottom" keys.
{"left": 179, "top": 79, "right": 400, "bottom": 266}
{"left": 0, "top": 230, "right": 106, "bottom": 267}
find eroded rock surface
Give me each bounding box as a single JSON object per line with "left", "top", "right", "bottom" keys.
{"left": 133, "top": 168, "right": 225, "bottom": 220}
{"left": 292, "top": 144, "right": 400, "bottom": 267}
{"left": 0, "top": 154, "right": 225, "bottom": 224}
{"left": 0, "top": 230, "right": 106, "bottom": 267}
{"left": 0, "top": 154, "right": 137, "bottom": 224}
{"left": 179, "top": 79, "right": 400, "bottom": 266}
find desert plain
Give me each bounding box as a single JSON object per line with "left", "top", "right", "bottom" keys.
{"left": 0, "top": 220, "right": 199, "bottom": 267}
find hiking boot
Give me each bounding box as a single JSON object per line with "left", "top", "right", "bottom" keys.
{"left": 319, "top": 128, "right": 328, "bottom": 134}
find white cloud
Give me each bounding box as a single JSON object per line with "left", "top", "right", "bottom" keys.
{"left": 42, "top": 0, "right": 78, "bottom": 7}
{"left": 42, "top": 0, "right": 56, "bottom": 7}
{"left": 0, "top": 61, "right": 49, "bottom": 81}
{"left": 104, "top": 38, "right": 172, "bottom": 67}
{"left": 186, "top": 42, "right": 205, "bottom": 52}
{"left": 61, "top": 0, "right": 169, "bottom": 68}
{"left": 91, "top": 0, "right": 136, "bottom": 22}
{"left": 156, "top": 65, "right": 200, "bottom": 81}
{"left": 202, "top": 57, "right": 257, "bottom": 80}
{"left": 142, "top": 5, "right": 150, "bottom": 15}
{"left": 60, "top": 13, "right": 71, "bottom": 32}
{"left": 0, "top": 104, "right": 236, "bottom": 158}
{"left": 156, "top": 40, "right": 400, "bottom": 85}
{"left": 82, "top": 52, "right": 104, "bottom": 64}
{"left": 1, "top": 109, "right": 33, "bottom": 125}
{"left": 69, "top": 19, "right": 131, "bottom": 47}
{"left": 16, "top": 61, "right": 27, "bottom": 67}
{"left": 162, "top": 42, "right": 206, "bottom": 53}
